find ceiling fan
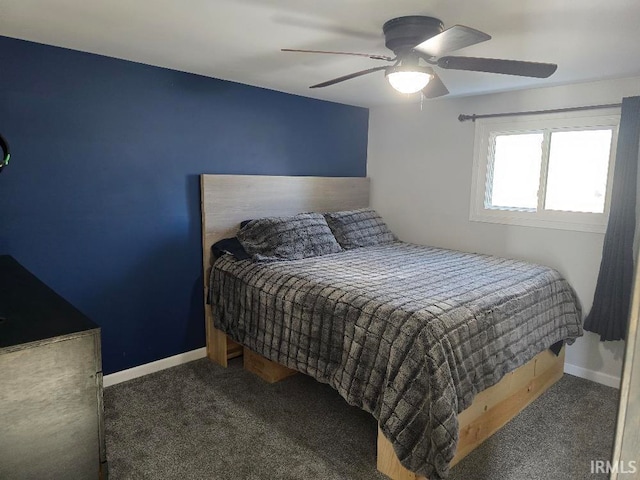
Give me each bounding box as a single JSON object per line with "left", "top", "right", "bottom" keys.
{"left": 282, "top": 16, "right": 558, "bottom": 98}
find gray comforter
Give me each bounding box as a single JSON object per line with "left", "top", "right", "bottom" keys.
{"left": 209, "top": 242, "right": 583, "bottom": 479}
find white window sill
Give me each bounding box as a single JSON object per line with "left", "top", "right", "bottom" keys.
{"left": 470, "top": 210, "right": 607, "bottom": 234}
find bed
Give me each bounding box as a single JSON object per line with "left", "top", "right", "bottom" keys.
{"left": 200, "top": 174, "right": 583, "bottom": 480}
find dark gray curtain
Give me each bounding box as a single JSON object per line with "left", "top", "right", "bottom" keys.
{"left": 584, "top": 96, "right": 640, "bottom": 341}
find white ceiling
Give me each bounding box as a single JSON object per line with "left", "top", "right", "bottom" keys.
{"left": 1, "top": 0, "right": 639, "bottom": 107}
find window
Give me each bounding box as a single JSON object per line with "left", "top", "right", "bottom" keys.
{"left": 470, "top": 109, "right": 619, "bottom": 232}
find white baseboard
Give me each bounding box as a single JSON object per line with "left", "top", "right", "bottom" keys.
{"left": 103, "top": 348, "right": 621, "bottom": 390}
{"left": 103, "top": 347, "right": 207, "bottom": 387}
{"left": 564, "top": 362, "right": 621, "bottom": 389}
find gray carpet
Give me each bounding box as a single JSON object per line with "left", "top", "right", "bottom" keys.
{"left": 104, "top": 358, "right": 617, "bottom": 480}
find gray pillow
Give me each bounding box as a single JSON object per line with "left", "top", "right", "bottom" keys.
{"left": 324, "top": 208, "right": 397, "bottom": 249}
{"left": 238, "top": 213, "right": 342, "bottom": 262}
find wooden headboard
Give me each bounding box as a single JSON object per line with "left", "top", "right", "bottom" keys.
{"left": 200, "top": 174, "right": 370, "bottom": 364}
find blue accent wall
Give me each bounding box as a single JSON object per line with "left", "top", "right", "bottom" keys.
{"left": 0, "top": 36, "right": 368, "bottom": 374}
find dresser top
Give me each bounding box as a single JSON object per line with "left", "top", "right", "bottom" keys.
{"left": 0, "top": 255, "right": 98, "bottom": 349}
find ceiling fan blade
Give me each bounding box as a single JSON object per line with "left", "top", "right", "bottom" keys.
{"left": 414, "top": 25, "right": 491, "bottom": 57}
{"left": 422, "top": 71, "right": 449, "bottom": 98}
{"left": 310, "top": 66, "right": 388, "bottom": 89}
{"left": 282, "top": 49, "right": 394, "bottom": 62}
{"left": 438, "top": 56, "right": 558, "bottom": 78}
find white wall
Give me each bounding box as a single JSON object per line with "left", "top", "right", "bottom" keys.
{"left": 368, "top": 76, "right": 640, "bottom": 388}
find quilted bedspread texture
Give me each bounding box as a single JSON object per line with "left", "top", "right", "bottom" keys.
{"left": 209, "top": 242, "right": 583, "bottom": 479}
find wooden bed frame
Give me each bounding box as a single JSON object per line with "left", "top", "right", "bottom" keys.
{"left": 200, "top": 174, "right": 565, "bottom": 480}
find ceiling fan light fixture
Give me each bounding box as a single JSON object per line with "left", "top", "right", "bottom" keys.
{"left": 386, "top": 66, "right": 432, "bottom": 94}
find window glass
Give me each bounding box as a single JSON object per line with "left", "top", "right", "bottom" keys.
{"left": 544, "top": 129, "right": 613, "bottom": 213}
{"left": 488, "top": 133, "right": 543, "bottom": 210}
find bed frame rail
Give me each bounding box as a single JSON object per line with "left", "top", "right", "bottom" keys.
{"left": 377, "top": 347, "right": 565, "bottom": 479}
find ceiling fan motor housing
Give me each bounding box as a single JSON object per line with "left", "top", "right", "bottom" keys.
{"left": 383, "top": 16, "right": 444, "bottom": 56}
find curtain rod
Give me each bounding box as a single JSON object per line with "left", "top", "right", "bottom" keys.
{"left": 458, "top": 103, "right": 622, "bottom": 122}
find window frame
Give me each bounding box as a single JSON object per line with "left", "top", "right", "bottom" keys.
{"left": 469, "top": 109, "right": 620, "bottom": 233}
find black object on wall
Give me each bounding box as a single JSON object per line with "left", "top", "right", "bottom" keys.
{"left": 0, "top": 36, "right": 369, "bottom": 374}
{"left": 0, "top": 133, "right": 9, "bottom": 173}
{"left": 584, "top": 96, "right": 640, "bottom": 341}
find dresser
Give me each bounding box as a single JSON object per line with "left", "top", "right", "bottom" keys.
{"left": 0, "top": 255, "right": 107, "bottom": 479}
